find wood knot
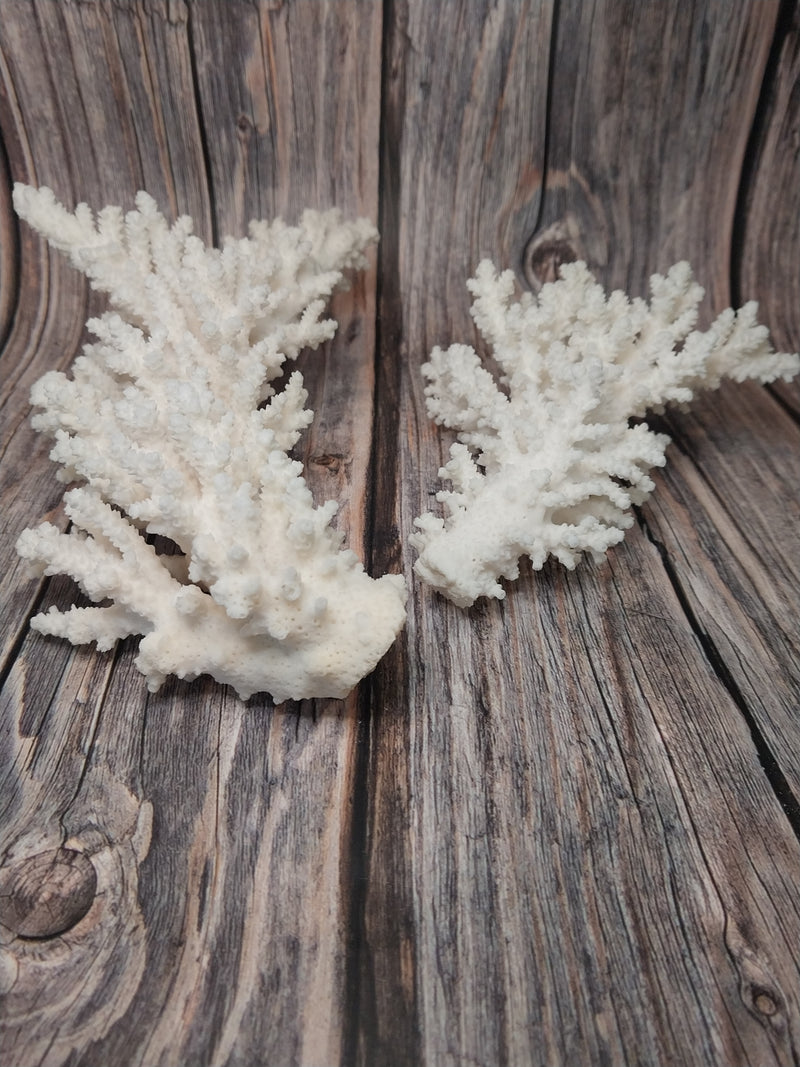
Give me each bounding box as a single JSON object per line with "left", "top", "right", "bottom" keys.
{"left": 522, "top": 218, "right": 582, "bottom": 292}
{"left": 310, "top": 453, "right": 345, "bottom": 475}
{"left": 0, "top": 848, "right": 97, "bottom": 939}
{"left": 752, "top": 988, "right": 779, "bottom": 1017}
{"left": 524, "top": 238, "right": 578, "bottom": 289}
{"left": 236, "top": 113, "right": 253, "bottom": 140}
{"left": 345, "top": 317, "right": 362, "bottom": 344}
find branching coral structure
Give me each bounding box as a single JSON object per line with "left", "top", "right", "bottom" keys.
{"left": 411, "top": 260, "right": 800, "bottom": 607}
{"left": 14, "top": 185, "right": 406, "bottom": 701}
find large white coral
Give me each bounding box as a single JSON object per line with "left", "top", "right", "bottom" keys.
{"left": 411, "top": 259, "right": 800, "bottom": 607}
{"left": 14, "top": 185, "right": 406, "bottom": 701}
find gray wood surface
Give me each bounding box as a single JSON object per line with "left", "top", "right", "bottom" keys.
{"left": 1, "top": 2, "right": 799, "bottom": 1065}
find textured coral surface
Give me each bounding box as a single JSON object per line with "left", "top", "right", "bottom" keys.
{"left": 411, "top": 260, "right": 800, "bottom": 606}
{"left": 14, "top": 186, "right": 406, "bottom": 701}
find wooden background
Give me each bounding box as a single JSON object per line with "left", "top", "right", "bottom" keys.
{"left": 1, "top": 1, "right": 799, "bottom": 1064}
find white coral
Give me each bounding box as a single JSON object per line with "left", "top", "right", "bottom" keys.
{"left": 14, "top": 185, "right": 406, "bottom": 701}
{"left": 411, "top": 259, "right": 800, "bottom": 607}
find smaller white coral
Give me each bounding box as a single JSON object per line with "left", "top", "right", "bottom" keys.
{"left": 14, "top": 185, "right": 406, "bottom": 701}
{"left": 411, "top": 260, "right": 800, "bottom": 607}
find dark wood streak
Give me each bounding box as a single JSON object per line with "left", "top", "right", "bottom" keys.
{"left": 0, "top": 2, "right": 799, "bottom": 1065}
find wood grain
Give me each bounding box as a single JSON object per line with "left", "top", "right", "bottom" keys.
{"left": 645, "top": 388, "right": 800, "bottom": 799}
{"left": 1, "top": 1, "right": 799, "bottom": 1066}
{"left": 530, "top": 0, "right": 780, "bottom": 312}
{"left": 363, "top": 3, "right": 556, "bottom": 1061}
{"left": 1, "top": 2, "right": 382, "bottom": 1065}
{"left": 736, "top": 0, "right": 800, "bottom": 419}
{"left": 365, "top": 1, "right": 800, "bottom": 1065}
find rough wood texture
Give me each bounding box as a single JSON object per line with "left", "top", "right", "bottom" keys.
{"left": 1, "top": 2, "right": 799, "bottom": 1065}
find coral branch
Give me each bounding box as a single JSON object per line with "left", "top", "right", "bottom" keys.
{"left": 411, "top": 260, "right": 799, "bottom": 607}
{"left": 14, "top": 186, "right": 406, "bottom": 701}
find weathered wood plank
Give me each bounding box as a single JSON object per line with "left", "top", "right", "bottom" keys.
{"left": 736, "top": 0, "right": 800, "bottom": 417}
{"left": 528, "top": 0, "right": 779, "bottom": 314}
{"left": 0, "top": 1, "right": 212, "bottom": 1060}
{"left": 169, "top": 6, "right": 383, "bottom": 1066}
{"left": 0, "top": 3, "right": 383, "bottom": 1066}
{"left": 361, "top": 2, "right": 555, "bottom": 1061}
{"left": 365, "top": 2, "right": 800, "bottom": 1065}
{"left": 645, "top": 387, "right": 800, "bottom": 799}
{"left": 705, "top": 2, "right": 800, "bottom": 797}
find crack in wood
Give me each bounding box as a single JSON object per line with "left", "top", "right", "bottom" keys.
{"left": 639, "top": 511, "right": 800, "bottom": 844}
